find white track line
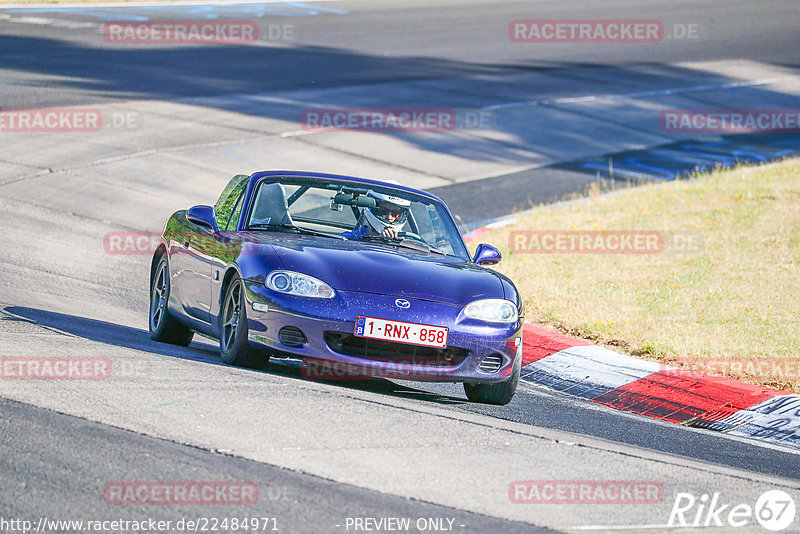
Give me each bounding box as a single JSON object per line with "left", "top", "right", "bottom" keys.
{"left": 0, "top": 0, "right": 343, "bottom": 9}
{"left": 483, "top": 76, "right": 797, "bottom": 111}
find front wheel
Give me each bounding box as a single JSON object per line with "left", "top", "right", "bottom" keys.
{"left": 149, "top": 255, "right": 194, "bottom": 346}
{"left": 219, "top": 275, "right": 258, "bottom": 367}
{"left": 464, "top": 358, "right": 520, "bottom": 405}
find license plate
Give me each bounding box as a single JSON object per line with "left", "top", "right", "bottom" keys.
{"left": 354, "top": 316, "right": 448, "bottom": 348}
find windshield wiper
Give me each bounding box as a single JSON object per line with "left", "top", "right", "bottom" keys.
{"left": 403, "top": 239, "right": 446, "bottom": 255}
{"left": 361, "top": 235, "right": 445, "bottom": 255}
{"left": 248, "top": 223, "right": 345, "bottom": 240}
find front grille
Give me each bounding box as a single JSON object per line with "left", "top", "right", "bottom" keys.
{"left": 324, "top": 332, "right": 468, "bottom": 367}
{"left": 279, "top": 326, "right": 307, "bottom": 348}
{"left": 478, "top": 354, "right": 503, "bottom": 374}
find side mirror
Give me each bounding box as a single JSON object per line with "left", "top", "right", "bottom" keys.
{"left": 186, "top": 205, "right": 221, "bottom": 233}
{"left": 473, "top": 243, "right": 501, "bottom": 266}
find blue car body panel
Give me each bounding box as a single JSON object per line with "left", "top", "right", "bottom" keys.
{"left": 154, "top": 171, "right": 523, "bottom": 383}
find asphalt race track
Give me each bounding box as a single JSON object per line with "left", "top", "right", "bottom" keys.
{"left": 1, "top": 1, "right": 800, "bottom": 533}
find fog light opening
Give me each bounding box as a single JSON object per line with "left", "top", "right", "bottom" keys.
{"left": 278, "top": 326, "right": 307, "bottom": 348}
{"left": 477, "top": 354, "right": 503, "bottom": 374}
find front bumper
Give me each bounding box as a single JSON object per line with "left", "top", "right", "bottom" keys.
{"left": 242, "top": 280, "right": 522, "bottom": 383}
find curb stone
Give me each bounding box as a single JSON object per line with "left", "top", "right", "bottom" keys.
{"left": 519, "top": 323, "right": 800, "bottom": 450}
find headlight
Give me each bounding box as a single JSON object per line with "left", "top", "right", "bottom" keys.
{"left": 266, "top": 270, "right": 335, "bottom": 298}
{"left": 464, "top": 298, "right": 518, "bottom": 323}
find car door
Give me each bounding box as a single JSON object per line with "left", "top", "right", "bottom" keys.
{"left": 173, "top": 174, "right": 249, "bottom": 326}
{"left": 209, "top": 175, "right": 250, "bottom": 324}
{"left": 177, "top": 222, "right": 216, "bottom": 324}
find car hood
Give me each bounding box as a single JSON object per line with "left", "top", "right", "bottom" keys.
{"left": 243, "top": 234, "right": 505, "bottom": 306}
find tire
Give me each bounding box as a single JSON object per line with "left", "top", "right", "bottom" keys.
{"left": 149, "top": 255, "right": 194, "bottom": 346}
{"left": 219, "top": 275, "right": 258, "bottom": 367}
{"left": 464, "top": 357, "right": 520, "bottom": 406}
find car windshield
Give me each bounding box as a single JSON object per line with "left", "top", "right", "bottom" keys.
{"left": 246, "top": 178, "right": 470, "bottom": 260}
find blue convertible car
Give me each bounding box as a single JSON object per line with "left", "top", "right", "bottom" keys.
{"left": 149, "top": 171, "right": 523, "bottom": 404}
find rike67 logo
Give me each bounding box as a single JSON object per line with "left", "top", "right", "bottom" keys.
{"left": 669, "top": 490, "right": 796, "bottom": 531}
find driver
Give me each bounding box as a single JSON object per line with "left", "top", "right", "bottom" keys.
{"left": 342, "top": 190, "right": 411, "bottom": 240}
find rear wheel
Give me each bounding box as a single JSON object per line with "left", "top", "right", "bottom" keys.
{"left": 464, "top": 358, "right": 520, "bottom": 406}
{"left": 149, "top": 256, "right": 194, "bottom": 346}
{"left": 219, "top": 275, "right": 258, "bottom": 367}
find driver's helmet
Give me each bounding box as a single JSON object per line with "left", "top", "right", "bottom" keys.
{"left": 364, "top": 190, "right": 411, "bottom": 234}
